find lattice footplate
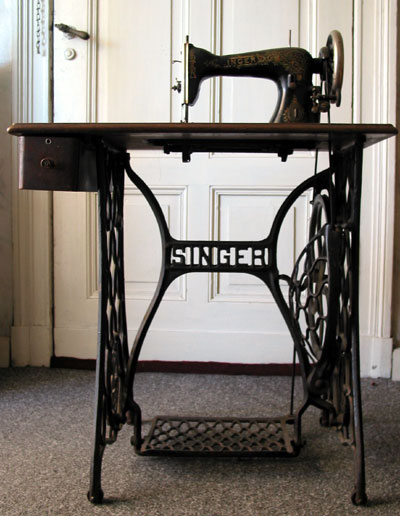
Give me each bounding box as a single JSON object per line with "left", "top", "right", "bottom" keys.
{"left": 137, "top": 415, "right": 300, "bottom": 457}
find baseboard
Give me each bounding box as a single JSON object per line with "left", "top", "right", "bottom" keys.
{"left": 0, "top": 336, "right": 10, "bottom": 367}
{"left": 50, "top": 356, "right": 300, "bottom": 376}
{"left": 392, "top": 348, "right": 400, "bottom": 381}
{"left": 39, "top": 336, "right": 398, "bottom": 378}
{"left": 50, "top": 356, "right": 96, "bottom": 370}
{"left": 360, "top": 335, "right": 393, "bottom": 378}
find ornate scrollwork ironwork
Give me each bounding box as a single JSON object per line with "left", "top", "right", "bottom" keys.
{"left": 88, "top": 144, "right": 129, "bottom": 503}
{"left": 289, "top": 194, "right": 331, "bottom": 365}
{"left": 99, "top": 145, "right": 129, "bottom": 439}
{"left": 318, "top": 148, "right": 359, "bottom": 450}
{"left": 285, "top": 144, "right": 366, "bottom": 505}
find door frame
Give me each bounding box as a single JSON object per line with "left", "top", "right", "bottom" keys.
{"left": 11, "top": 0, "right": 54, "bottom": 366}
{"left": 11, "top": 0, "right": 398, "bottom": 378}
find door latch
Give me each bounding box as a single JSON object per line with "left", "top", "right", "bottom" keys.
{"left": 55, "top": 23, "right": 90, "bottom": 40}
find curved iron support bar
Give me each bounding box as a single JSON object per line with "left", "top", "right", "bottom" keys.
{"left": 123, "top": 158, "right": 176, "bottom": 443}
{"left": 124, "top": 156, "right": 171, "bottom": 242}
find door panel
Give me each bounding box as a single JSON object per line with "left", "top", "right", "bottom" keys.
{"left": 220, "top": 0, "right": 299, "bottom": 123}
{"left": 53, "top": 0, "right": 353, "bottom": 363}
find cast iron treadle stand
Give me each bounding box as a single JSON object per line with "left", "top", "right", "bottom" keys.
{"left": 88, "top": 137, "right": 367, "bottom": 506}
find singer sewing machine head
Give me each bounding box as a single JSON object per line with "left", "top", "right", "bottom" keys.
{"left": 182, "top": 31, "right": 343, "bottom": 123}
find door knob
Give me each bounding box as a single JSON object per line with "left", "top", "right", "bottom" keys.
{"left": 55, "top": 23, "right": 89, "bottom": 40}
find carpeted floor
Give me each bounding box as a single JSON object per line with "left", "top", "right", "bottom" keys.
{"left": 0, "top": 368, "right": 399, "bottom": 515}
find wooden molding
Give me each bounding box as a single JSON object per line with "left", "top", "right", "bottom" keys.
{"left": 358, "top": 0, "right": 397, "bottom": 363}
{"left": 11, "top": 0, "right": 53, "bottom": 367}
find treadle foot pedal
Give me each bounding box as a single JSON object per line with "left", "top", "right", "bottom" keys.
{"left": 136, "top": 416, "right": 299, "bottom": 457}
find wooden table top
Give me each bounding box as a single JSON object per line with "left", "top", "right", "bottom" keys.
{"left": 8, "top": 123, "right": 397, "bottom": 153}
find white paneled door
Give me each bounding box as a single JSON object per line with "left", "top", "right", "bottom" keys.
{"left": 53, "top": 1, "right": 353, "bottom": 363}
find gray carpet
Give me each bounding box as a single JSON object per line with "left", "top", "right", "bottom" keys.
{"left": 0, "top": 368, "right": 399, "bottom": 515}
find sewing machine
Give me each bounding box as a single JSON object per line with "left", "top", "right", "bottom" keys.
{"left": 182, "top": 30, "right": 343, "bottom": 123}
